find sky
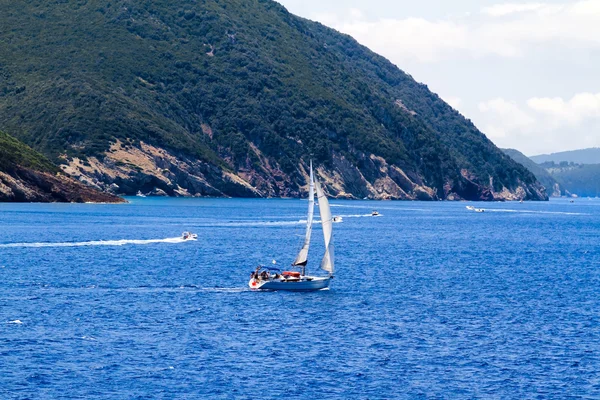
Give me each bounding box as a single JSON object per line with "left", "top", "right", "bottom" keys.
{"left": 276, "top": 0, "right": 600, "bottom": 156}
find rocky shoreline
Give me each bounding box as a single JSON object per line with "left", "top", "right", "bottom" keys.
{"left": 59, "top": 142, "right": 547, "bottom": 202}
{"left": 0, "top": 166, "right": 125, "bottom": 203}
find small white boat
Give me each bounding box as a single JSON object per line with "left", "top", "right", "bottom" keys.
{"left": 182, "top": 231, "right": 198, "bottom": 241}
{"left": 371, "top": 210, "right": 380, "bottom": 216}
{"left": 249, "top": 161, "right": 334, "bottom": 292}
{"left": 332, "top": 216, "right": 343, "bottom": 223}
{"left": 136, "top": 191, "right": 146, "bottom": 198}
{"left": 467, "top": 205, "right": 485, "bottom": 213}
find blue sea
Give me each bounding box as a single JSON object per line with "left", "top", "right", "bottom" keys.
{"left": 1, "top": 198, "right": 599, "bottom": 399}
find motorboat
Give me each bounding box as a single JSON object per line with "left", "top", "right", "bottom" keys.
{"left": 332, "top": 216, "right": 343, "bottom": 223}
{"left": 136, "top": 191, "right": 146, "bottom": 198}
{"left": 467, "top": 206, "right": 484, "bottom": 213}
{"left": 249, "top": 161, "right": 334, "bottom": 292}
{"left": 371, "top": 210, "right": 380, "bottom": 216}
{"left": 182, "top": 231, "right": 198, "bottom": 241}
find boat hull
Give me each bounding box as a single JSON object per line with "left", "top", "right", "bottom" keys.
{"left": 249, "top": 276, "right": 331, "bottom": 292}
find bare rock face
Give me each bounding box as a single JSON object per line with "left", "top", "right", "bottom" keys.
{"left": 57, "top": 141, "right": 547, "bottom": 201}
{"left": 60, "top": 135, "right": 546, "bottom": 202}
{"left": 552, "top": 183, "right": 562, "bottom": 198}
{"left": 0, "top": 167, "right": 124, "bottom": 203}
{"left": 439, "top": 169, "right": 547, "bottom": 202}
{"left": 61, "top": 141, "right": 262, "bottom": 198}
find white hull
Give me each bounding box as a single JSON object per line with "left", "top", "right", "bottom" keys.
{"left": 182, "top": 232, "right": 198, "bottom": 241}
{"left": 249, "top": 276, "right": 331, "bottom": 292}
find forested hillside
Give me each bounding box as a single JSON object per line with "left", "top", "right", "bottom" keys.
{"left": 503, "top": 149, "right": 562, "bottom": 197}
{"left": 541, "top": 162, "right": 600, "bottom": 198}
{"left": 0, "top": 0, "right": 547, "bottom": 200}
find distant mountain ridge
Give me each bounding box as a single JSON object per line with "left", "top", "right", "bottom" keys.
{"left": 531, "top": 148, "right": 600, "bottom": 165}
{"left": 504, "top": 147, "right": 600, "bottom": 198}
{"left": 0, "top": 0, "right": 547, "bottom": 201}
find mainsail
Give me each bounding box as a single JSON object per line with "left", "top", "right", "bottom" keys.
{"left": 292, "top": 163, "right": 315, "bottom": 267}
{"left": 315, "top": 179, "right": 334, "bottom": 275}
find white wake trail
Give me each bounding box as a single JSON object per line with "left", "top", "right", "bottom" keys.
{"left": 483, "top": 209, "right": 588, "bottom": 216}
{"left": 0, "top": 237, "right": 191, "bottom": 248}
{"left": 335, "top": 214, "right": 384, "bottom": 218}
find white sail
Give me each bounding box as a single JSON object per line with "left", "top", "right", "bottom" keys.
{"left": 315, "top": 179, "right": 334, "bottom": 275}
{"left": 292, "top": 163, "right": 315, "bottom": 267}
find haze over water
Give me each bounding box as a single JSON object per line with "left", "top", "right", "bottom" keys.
{"left": 1, "top": 198, "right": 599, "bottom": 398}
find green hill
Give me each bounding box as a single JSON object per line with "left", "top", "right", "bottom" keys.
{"left": 540, "top": 162, "right": 600, "bottom": 198}
{"left": 0, "top": 130, "right": 123, "bottom": 202}
{"left": 503, "top": 149, "right": 562, "bottom": 197}
{"left": 0, "top": 0, "right": 547, "bottom": 201}
{"left": 0, "top": 129, "right": 57, "bottom": 173}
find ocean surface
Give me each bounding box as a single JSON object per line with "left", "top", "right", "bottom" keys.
{"left": 1, "top": 197, "right": 599, "bottom": 399}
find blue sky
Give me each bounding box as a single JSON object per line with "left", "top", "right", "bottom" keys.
{"left": 277, "top": 0, "right": 600, "bottom": 155}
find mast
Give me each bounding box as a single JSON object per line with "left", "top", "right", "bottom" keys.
{"left": 315, "top": 179, "right": 334, "bottom": 276}
{"left": 292, "top": 161, "right": 315, "bottom": 276}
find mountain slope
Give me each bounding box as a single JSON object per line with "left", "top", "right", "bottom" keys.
{"left": 531, "top": 148, "right": 600, "bottom": 165}
{"left": 0, "top": 0, "right": 547, "bottom": 201}
{"left": 503, "top": 149, "right": 562, "bottom": 197}
{"left": 539, "top": 162, "right": 600, "bottom": 198}
{"left": 0, "top": 131, "right": 124, "bottom": 202}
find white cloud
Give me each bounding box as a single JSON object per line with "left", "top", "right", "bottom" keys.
{"left": 312, "top": 1, "right": 600, "bottom": 63}
{"left": 527, "top": 93, "right": 600, "bottom": 125}
{"left": 290, "top": 0, "right": 600, "bottom": 154}
{"left": 348, "top": 8, "right": 364, "bottom": 20}
{"left": 478, "top": 98, "right": 536, "bottom": 139}
{"left": 482, "top": 3, "right": 546, "bottom": 17}
{"left": 475, "top": 93, "right": 600, "bottom": 154}
{"left": 444, "top": 96, "right": 463, "bottom": 110}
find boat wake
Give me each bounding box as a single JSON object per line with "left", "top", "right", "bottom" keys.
{"left": 215, "top": 220, "right": 307, "bottom": 227}
{"left": 200, "top": 287, "right": 250, "bottom": 293}
{"left": 214, "top": 214, "right": 382, "bottom": 228}
{"left": 0, "top": 236, "right": 191, "bottom": 248}
{"left": 484, "top": 209, "right": 588, "bottom": 216}
{"left": 26, "top": 284, "right": 250, "bottom": 294}
{"left": 338, "top": 213, "right": 383, "bottom": 218}
{"left": 330, "top": 204, "right": 425, "bottom": 212}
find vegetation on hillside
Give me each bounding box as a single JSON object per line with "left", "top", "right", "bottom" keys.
{"left": 0, "top": 0, "right": 545, "bottom": 199}
{"left": 503, "top": 149, "right": 560, "bottom": 195}
{"left": 504, "top": 147, "right": 600, "bottom": 198}
{"left": 0, "top": 130, "right": 57, "bottom": 172}
{"left": 541, "top": 162, "right": 600, "bottom": 198}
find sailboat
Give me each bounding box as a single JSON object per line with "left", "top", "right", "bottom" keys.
{"left": 249, "top": 162, "right": 334, "bottom": 291}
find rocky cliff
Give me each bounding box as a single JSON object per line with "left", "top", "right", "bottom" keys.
{"left": 0, "top": 131, "right": 124, "bottom": 203}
